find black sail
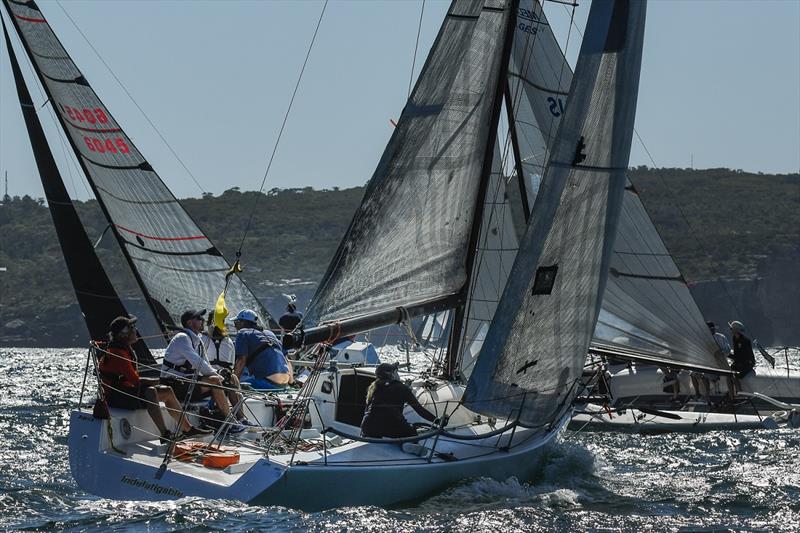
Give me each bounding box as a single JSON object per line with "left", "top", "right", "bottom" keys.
{"left": 2, "top": 18, "right": 154, "bottom": 363}
{"left": 3, "top": 0, "right": 273, "bottom": 332}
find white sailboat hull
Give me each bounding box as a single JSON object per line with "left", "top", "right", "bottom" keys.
{"left": 69, "top": 408, "right": 567, "bottom": 510}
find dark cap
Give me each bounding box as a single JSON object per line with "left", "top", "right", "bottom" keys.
{"left": 706, "top": 321, "right": 715, "bottom": 330}
{"left": 376, "top": 362, "right": 399, "bottom": 380}
{"left": 180, "top": 308, "right": 207, "bottom": 327}
{"left": 109, "top": 315, "right": 137, "bottom": 337}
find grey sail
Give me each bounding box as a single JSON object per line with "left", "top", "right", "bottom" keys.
{"left": 507, "top": 0, "right": 727, "bottom": 373}
{"left": 457, "top": 0, "right": 572, "bottom": 379}
{"left": 506, "top": 0, "right": 573, "bottom": 218}
{"left": 458, "top": 144, "right": 520, "bottom": 379}
{"left": 303, "top": 0, "right": 511, "bottom": 328}
{"left": 4, "top": 0, "right": 272, "bottom": 331}
{"left": 592, "top": 184, "right": 730, "bottom": 372}
{"left": 464, "top": 0, "right": 647, "bottom": 426}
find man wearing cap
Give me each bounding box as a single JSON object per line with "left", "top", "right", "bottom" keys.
{"left": 728, "top": 321, "right": 755, "bottom": 378}
{"left": 707, "top": 321, "right": 732, "bottom": 355}
{"left": 99, "top": 315, "right": 210, "bottom": 441}
{"left": 161, "top": 309, "right": 240, "bottom": 427}
{"left": 233, "top": 309, "right": 293, "bottom": 389}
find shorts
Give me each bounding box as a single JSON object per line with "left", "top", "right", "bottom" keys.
{"left": 105, "top": 384, "right": 149, "bottom": 410}
{"left": 161, "top": 377, "right": 211, "bottom": 402}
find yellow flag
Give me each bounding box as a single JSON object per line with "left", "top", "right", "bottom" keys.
{"left": 214, "top": 260, "right": 242, "bottom": 334}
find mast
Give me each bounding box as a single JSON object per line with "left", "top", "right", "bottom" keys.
{"left": 2, "top": 17, "right": 154, "bottom": 363}
{"left": 444, "top": 0, "right": 520, "bottom": 378}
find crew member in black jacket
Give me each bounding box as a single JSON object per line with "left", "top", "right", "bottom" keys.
{"left": 728, "top": 320, "right": 755, "bottom": 378}
{"left": 361, "top": 363, "right": 438, "bottom": 438}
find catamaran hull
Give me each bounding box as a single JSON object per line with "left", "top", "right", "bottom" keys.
{"left": 69, "top": 409, "right": 566, "bottom": 510}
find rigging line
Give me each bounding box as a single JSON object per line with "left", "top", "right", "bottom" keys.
{"left": 236, "top": 0, "right": 328, "bottom": 257}
{"left": 54, "top": 1, "right": 207, "bottom": 195}
{"left": 407, "top": 0, "right": 426, "bottom": 98}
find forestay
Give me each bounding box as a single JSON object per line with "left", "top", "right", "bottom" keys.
{"left": 465, "top": 0, "right": 647, "bottom": 427}
{"left": 4, "top": 0, "right": 271, "bottom": 331}
{"left": 303, "top": 0, "right": 511, "bottom": 327}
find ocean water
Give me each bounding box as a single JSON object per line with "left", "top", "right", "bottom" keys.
{"left": 1, "top": 347, "right": 799, "bottom": 532}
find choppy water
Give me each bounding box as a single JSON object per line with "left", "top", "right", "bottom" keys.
{"left": 1, "top": 347, "right": 799, "bottom": 532}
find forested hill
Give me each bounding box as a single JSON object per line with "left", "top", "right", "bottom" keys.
{"left": 0, "top": 168, "right": 798, "bottom": 346}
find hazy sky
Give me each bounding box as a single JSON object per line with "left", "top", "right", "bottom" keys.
{"left": 1, "top": 0, "right": 798, "bottom": 201}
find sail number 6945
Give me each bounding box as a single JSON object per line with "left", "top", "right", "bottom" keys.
{"left": 83, "top": 136, "right": 130, "bottom": 154}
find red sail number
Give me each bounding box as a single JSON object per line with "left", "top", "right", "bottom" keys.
{"left": 62, "top": 104, "right": 109, "bottom": 124}
{"left": 83, "top": 136, "right": 130, "bottom": 154}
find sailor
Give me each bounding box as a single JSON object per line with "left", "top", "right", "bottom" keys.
{"left": 728, "top": 321, "right": 756, "bottom": 378}
{"left": 233, "top": 309, "right": 294, "bottom": 389}
{"left": 707, "top": 321, "right": 732, "bottom": 355}
{"left": 99, "top": 315, "right": 210, "bottom": 441}
{"left": 278, "top": 302, "right": 303, "bottom": 332}
{"left": 200, "top": 310, "right": 252, "bottom": 426}
{"left": 360, "top": 362, "right": 438, "bottom": 439}
{"left": 160, "top": 309, "right": 242, "bottom": 431}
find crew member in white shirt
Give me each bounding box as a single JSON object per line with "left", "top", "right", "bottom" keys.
{"left": 160, "top": 309, "right": 236, "bottom": 423}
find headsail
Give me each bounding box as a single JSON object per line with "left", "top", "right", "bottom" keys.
{"left": 464, "top": 0, "right": 647, "bottom": 426}
{"left": 303, "top": 0, "right": 512, "bottom": 328}
{"left": 592, "top": 183, "right": 730, "bottom": 372}
{"left": 2, "top": 17, "right": 153, "bottom": 364}
{"left": 3, "top": 0, "right": 273, "bottom": 332}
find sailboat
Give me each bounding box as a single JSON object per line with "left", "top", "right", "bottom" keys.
{"left": 4, "top": 0, "right": 647, "bottom": 508}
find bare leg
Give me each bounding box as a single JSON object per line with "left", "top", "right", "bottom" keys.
{"left": 156, "top": 386, "right": 192, "bottom": 432}
{"left": 144, "top": 387, "right": 167, "bottom": 435}
{"left": 225, "top": 374, "right": 244, "bottom": 420}
{"left": 204, "top": 376, "right": 231, "bottom": 418}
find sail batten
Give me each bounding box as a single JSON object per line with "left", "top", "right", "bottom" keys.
{"left": 3, "top": 0, "right": 273, "bottom": 332}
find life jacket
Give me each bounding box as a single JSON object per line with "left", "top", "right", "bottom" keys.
{"left": 162, "top": 328, "right": 202, "bottom": 375}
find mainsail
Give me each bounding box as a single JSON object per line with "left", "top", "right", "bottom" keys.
{"left": 2, "top": 18, "right": 153, "bottom": 364}
{"left": 303, "top": 0, "right": 512, "bottom": 328}
{"left": 464, "top": 0, "right": 647, "bottom": 426}
{"left": 3, "top": 0, "right": 272, "bottom": 332}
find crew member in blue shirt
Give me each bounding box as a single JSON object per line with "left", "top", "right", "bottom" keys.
{"left": 233, "top": 309, "right": 293, "bottom": 389}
